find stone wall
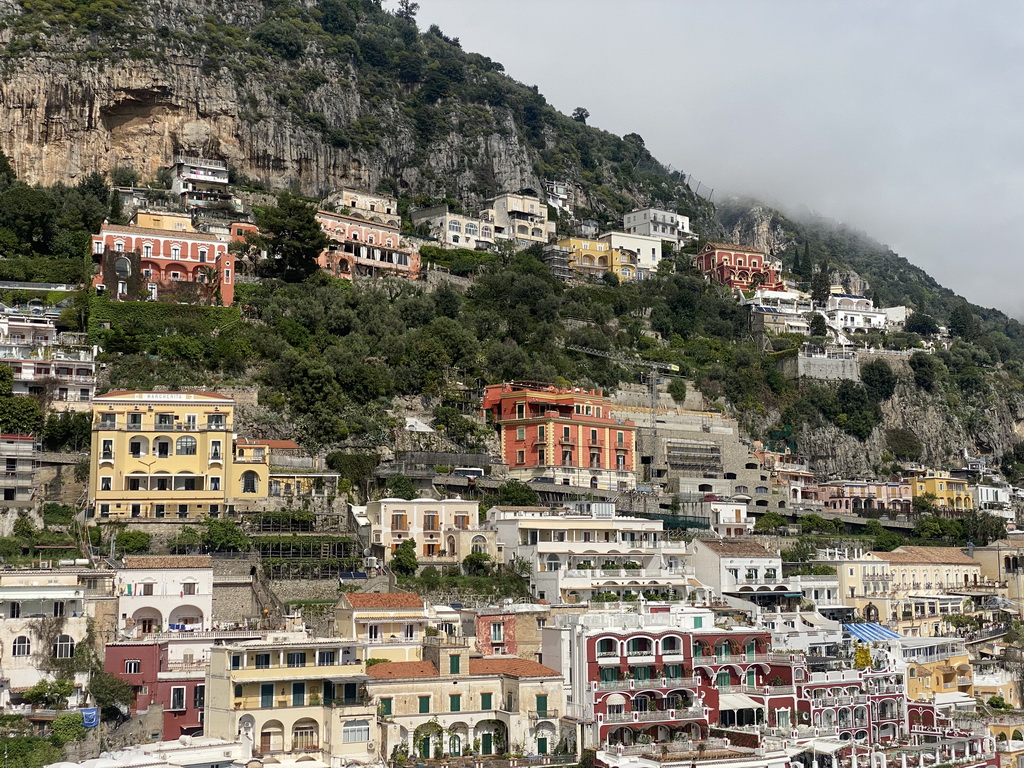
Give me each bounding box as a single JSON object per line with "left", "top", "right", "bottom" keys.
{"left": 212, "top": 554, "right": 260, "bottom": 625}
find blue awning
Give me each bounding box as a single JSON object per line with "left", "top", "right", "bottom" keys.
{"left": 843, "top": 622, "right": 902, "bottom": 642}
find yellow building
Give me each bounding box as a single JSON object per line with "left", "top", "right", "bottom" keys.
{"left": 913, "top": 471, "right": 973, "bottom": 511}
{"left": 89, "top": 391, "right": 268, "bottom": 520}
{"left": 204, "top": 636, "right": 377, "bottom": 763}
{"left": 558, "top": 237, "right": 647, "bottom": 282}
{"left": 334, "top": 593, "right": 432, "bottom": 662}
{"left": 901, "top": 636, "right": 973, "bottom": 703}
{"left": 129, "top": 211, "right": 195, "bottom": 232}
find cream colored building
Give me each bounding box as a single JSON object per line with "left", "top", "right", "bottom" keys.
{"left": 368, "top": 636, "right": 566, "bottom": 759}
{"left": 88, "top": 390, "right": 269, "bottom": 520}
{"left": 482, "top": 191, "right": 554, "bottom": 245}
{"left": 205, "top": 635, "right": 377, "bottom": 763}
{"left": 366, "top": 497, "right": 496, "bottom": 564}
{"left": 334, "top": 593, "right": 432, "bottom": 662}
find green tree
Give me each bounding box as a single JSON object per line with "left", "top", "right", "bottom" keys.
{"left": 572, "top": 107, "right": 589, "bottom": 124}
{"left": 948, "top": 304, "right": 978, "bottom": 340}
{"left": 0, "top": 150, "right": 15, "bottom": 191}
{"left": 462, "top": 551, "right": 491, "bottom": 576}
{"left": 667, "top": 378, "right": 687, "bottom": 403}
{"left": 395, "top": 0, "right": 419, "bottom": 21}
{"left": 252, "top": 192, "right": 330, "bottom": 282}
{"left": 88, "top": 671, "right": 134, "bottom": 721}
{"left": 753, "top": 512, "right": 786, "bottom": 532}
{"left": 914, "top": 514, "right": 944, "bottom": 540}
{"left": 494, "top": 480, "right": 539, "bottom": 507}
{"left": 861, "top": 358, "right": 897, "bottom": 401}
{"left": 886, "top": 427, "right": 923, "bottom": 461}
{"left": 23, "top": 678, "right": 74, "bottom": 709}
{"left": 863, "top": 519, "right": 884, "bottom": 537}
{"left": 873, "top": 529, "right": 905, "bottom": 551}
{"left": 387, "top": 474, "right": 417, "bottom": 500}
{"left": 904, "top": 312, "right": 939, "bottom": 335}
{"left": 50, "top": 713, "right": 87, "bottom": 746}
{"left": 201, "top": 519, "right": 249, "bottom": 552}
{"left": 168, "top": 527, "right": 202, "bottom": 554}
{"left": 811, "top": 266, "right": 831, "bottom": 305}
{"left": 909, "top": 352, "right": 944, "bottom": 392}
{"left": 809, "top": 313, "right": 828, "bottom": 337}
{"left": 391, "top": 538, "right": 418, "bottom": 576}
{"left": 115, "top": 530, "right": 151, "bottom": 554}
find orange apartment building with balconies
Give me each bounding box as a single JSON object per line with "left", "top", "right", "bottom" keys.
{"left": 694, "top": 242, "right": 784, "bottom": 292}
{"left": 482, "top": 383, "right": 637, "bottom": 491}
{"left": 315, "top": 209, "right": 420, "bottom": 280}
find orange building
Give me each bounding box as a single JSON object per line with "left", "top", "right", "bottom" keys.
{"left": 694, "top": 242, "right": 784, "bottom": 292}
{"left": 481, "top": 382, "right": 637, "bottom": 491}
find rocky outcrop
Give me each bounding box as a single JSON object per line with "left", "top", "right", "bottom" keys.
{"left": 724, "top": 204, "right": 792, "bottom": 257}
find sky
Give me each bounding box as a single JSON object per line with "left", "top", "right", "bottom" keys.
{"left": 412, "top": 0, "right": 1024, "bottom": 318}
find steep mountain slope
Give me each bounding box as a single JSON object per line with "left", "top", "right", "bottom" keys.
{"left": 0, "top": 0, "right": 714, "bottom": 229}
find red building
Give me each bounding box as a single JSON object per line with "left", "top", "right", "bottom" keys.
{"left": 91, "top": 223, "right": 235, "bottom": 306}
{"left": 104, "top": 641, "right": 207, "bottom": 739}
{"left": 481, "top": 382, "right": 637, "bottom": 491}
{"left": 315, "top": 210, "right": 420, "bottom": 280}
{"left": 694, "top": 242, "right": 784, "bottom": 292}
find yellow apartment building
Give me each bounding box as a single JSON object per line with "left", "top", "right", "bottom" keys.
{"left": 129, "top": 211, "right": 195, "bottom": 232}
{"left": 89, "top": 391, "right": 268, "bottom": 520}
{"left": 368, "top": 637, "right": 565, "bottom": 759}
{"left": 558, "top": 237, "right": 646, "bottom": 282}
{"left": 334, "top": 593, "right": 432, "bottom": 662}
{"left": 901, "top": 636, "right": 973, "bottom": 704}
{"left": 204, "top": 636, "right": 377, "bottom": 762}
{"left": 913, "top": 471, "right": 973, "bottom": 511}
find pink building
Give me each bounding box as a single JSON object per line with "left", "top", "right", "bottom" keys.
{"left": 694, "top": 242, "right": 784, "bottom": 292}
{"left": 821, "top": 481, "right": 913, "bottom": 514}
{"left": 91, "top": 223, "right": 234, "bottom": 306}
{"left": 315, "top": 210, "right": 420, "bottom": 280}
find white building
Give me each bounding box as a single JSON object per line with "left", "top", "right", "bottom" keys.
{"left": 622, "top": 207, "right": 695, "bottom": 249}
{"left": 0, "top": 567, "right": 114, "bottom": 709}
{"left": 485, "top": 502, "right": 701, "bottom": 604}
{"left": 822, "top": 293, "right": 888, "bottom": 333}
{"left": 169, "top": 155, "right": 239, "bottom": 212}
{"left": 708, "top": 502, "right": 754, "bottom": 537}
{"left": 409, "top": 205, "right": 495, "bottom": 250}
{"left": 116, "top": 555, "right": 214, "bottom": 636}
{"left": 973, "top": 483, "right": 1012, "bottom": 516}
{"left": 0, "top": 312, "right": 98, "bottom": 406}
{"left": 324, "top": 187, "right": 400, "bottom": 219}
{"left": 545, "top": 180, "right": 574, "bottom": 212}
{"left": 883, "top": 306, "right": 909, "bottom": 329}
{"left": 597, "top": 231, "right": 664, "bottom": 275}
{"left": 762, "top": 608, "right": 848, "bottom": 658}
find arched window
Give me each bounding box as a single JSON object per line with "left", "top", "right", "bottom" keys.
{"left": 114, "top": 257, "right": 131, "bottom": 278}
{"left": 342, "top": 720, "right": 370, "bottom": 743}
{"left": 368, "top": 234, "right": 375, "bottom": 245}
{"left": 12, "top": 636, "right": 30, "bottom": 657}
{"left": 176, "top": 436, "right": 198, "bottom": 456}
{"left": 113, "top": 239, "right": 125, "bottom": 252}
{"left": 465, "top": 222, "right": 479, "bottom": 236}
{"left": 198, "top": 248, "right": 208, "bottom": 263}
{"left": 448, "top": 220, "right": 462, "bottom": 233}
{"left": 171, "top": 245, "right": 181, "bottom": 261}
{"left": 242, "top": 471, "right": 259, "bottom": 494}
{"left": 481, "top": 226, "right": 492, "bottom": 238}
{"left": 471, "top": 536, "right": 486, "bottom": 554}
{"left": 53, "top": 634, "right": 75, "bottom": 659}
{"left": 143, "top": 243, "right": 152, "bottom": 258}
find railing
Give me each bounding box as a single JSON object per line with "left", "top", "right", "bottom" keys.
{"left": 625, "top": 647, "right": 656, "bottom": 657}
{"left": 957, "top": 676, "right": 972, "bottom": 685}
{"left": 166, "top": 659, "right": 208, "bottom": 671}
{"left": 604, "top": 706, "right": 703, "bottom": 723}
{"left": 529, "top": 710, "right": 558, "bottom": 719}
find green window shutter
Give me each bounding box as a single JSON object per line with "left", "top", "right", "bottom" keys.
{"left": 419, "top": 696, "right": 430, "bottom": 714}
{"left": 450, "top": 694, "right": 461, "bottom": 712}
{"left": 481, "top": 692, "right": 492, "bottom": 710}
{"left": 450, "top": 654, "right": 460, "bottom": 674}
{"left": 536, "top": 694, "right": 548, "bottom": 715}
{"left": 381, "top": 698, "right": 393, "bottom": 716}
{"left": 693, "top": 617, "right": 703, "bottom": 629}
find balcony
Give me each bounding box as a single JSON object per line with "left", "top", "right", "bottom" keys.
{"left": 529, "top": 710, "right": 558, "bottom": 720}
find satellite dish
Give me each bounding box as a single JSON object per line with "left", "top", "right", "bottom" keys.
{"left": 363, "top": 548, "right": 372, "bottom": 557}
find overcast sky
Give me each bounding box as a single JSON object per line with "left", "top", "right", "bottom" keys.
{"left": 413, "top": 0, "right": 1024, "bottom": 318}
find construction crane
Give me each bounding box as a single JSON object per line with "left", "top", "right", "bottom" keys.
{"left": 565, "top": 345, "right": 680, "bottom": 431}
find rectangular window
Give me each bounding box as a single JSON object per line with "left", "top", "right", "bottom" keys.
{"left": 450, "top": 694, "right": 461, "bottom": 712}
{"left": 449, "top": 654, "right": 460, "bottom": 674}
{"left": 142, "top": 583, "right": 154, "bottom": 596}
{"left": 193, "top": 684, "right": 205, "bottom": 709}
{"left": 516, "top": 450, "right": 525, "bottom": 465}
{"left": 210, "top": 440, "right": 222, "bottom": 460}
{"left": 255, "top": 653, "right": 271, "bottom": 669}
{"left": 100, "top": 477, "right": 112, "bottom": 491}
{"left": 380, "top": 697, "right": 393, "bottom": 716}
{"left": 317, "top": 650, "right": 336, "bottom": 666}
{"left": 491, "top": 623, "right": 504, "bottom": 643}
{"left": 538, "top": 448, "right": 546, "bottom": 465}
{"left": 101, "top": 439, "right": 113, "bottom": 460}
{"left": 516, "top": 404, "right": 525, "bottom": 419}
{"left": 231, "top": 655, "right": 241, "bottom": 670}
{"left": 292, "top": 681, "right": 305, "bottom": 707}
{"left": 261, "top": 683, "right": 273, "bottom": 708}
{"left": 419, "top": 696, "right": 430, "bottom": 714}
{"left": 210, "top": 477, "right": 221, "bottom": 491}
{"left": 516, "top": 427, "right": 525, "bottom": 440}
{"left": 287, "top": 652, "right": 307, "bottom": 667}
{"left": 693, "top": 617, "right": 703, "bottom": 629}
{"left": 170, "top": 686, "right": 185, "bottom": 710}
{"left": 481, "top": 693, "right": 493, "bottom": 710}
{"left": 536, "top": 694, "right": 548, "bottom": 716}
{"left": 182, "top": 582, "right": 196, "bottom": 596}
{"left": 538, "top": 425, "right": 545, "bottom": 440}
{"left": 125, "top": 659, "right": 141, "bottom": 674}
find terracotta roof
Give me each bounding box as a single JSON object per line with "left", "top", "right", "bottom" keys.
{"left": 697, "top": 539, "right": 775, "bottom": 558}
{"left": 873, "top": 546, "right": 977, "bottom": 566}
{"left": 366, "top": 661, "right": 437, "bottom": 679}
{"left": 342, "top": 592, "right": 425, "bottom": 609}
{"left": 95, "top": 390, "right": 233, "bottom": 401}
{"left": 469, "top": 658, "right": 560, "bottom": 678}
{"left": 123, "top": 555, "right": 212, "bottom": 569}
{"left": 99, "top": 224, "right": 226, "bottom": 243}
{"left": 703, "top": 241, "right": 765, "bottom": 254}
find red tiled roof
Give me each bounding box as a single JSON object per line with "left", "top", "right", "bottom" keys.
{"left": 366, "top": 661, "right": 437, "bottom": 679}
{"left": 342, "top": 592, "right": 425, "bottom": 609}
{"left": 469, "top": 659, "right": 559, "bottom": 678}
{"left": 697, "top": 539, "right": 774, "bottom": 558}
{"left": 873, "top": 546, "right": 977, "bottom": 566}
{"left": 123, "top": 555, "right": 212, "bottom": 569}
{"left": 98, "top": 224, "right": 226, "bottom": 243}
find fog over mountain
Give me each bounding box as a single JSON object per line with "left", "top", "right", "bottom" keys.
{"left": 415, "top": 0, "right": 1024, "bottom": 317}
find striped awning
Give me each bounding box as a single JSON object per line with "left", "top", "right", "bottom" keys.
{"left": 843, "top": 622, "right": 902, "bottom": 642}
